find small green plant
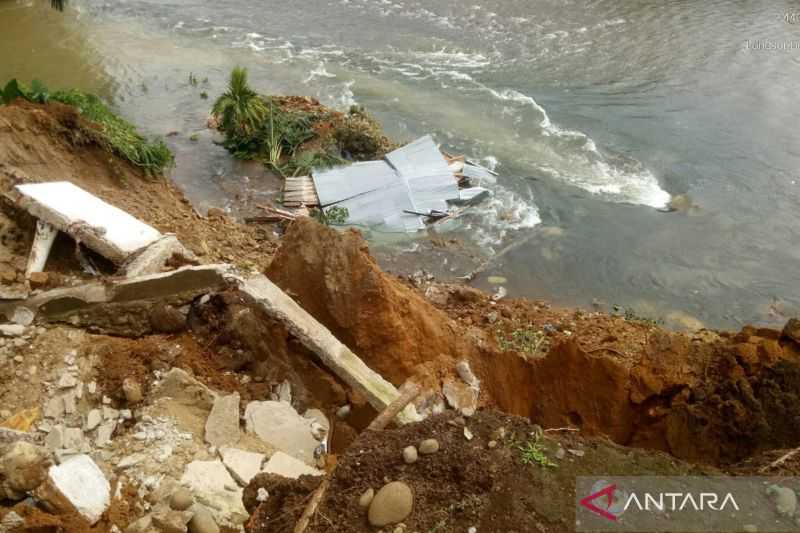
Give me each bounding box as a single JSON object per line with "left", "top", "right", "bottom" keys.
{"left": 518, "top": 436, "right": 557, "bottom": 468}
{"left": 311, "top": 205, "right": 349, "bottom": 226}
{"left": 189, "top": 133, "right": 200, "bottom": 142}
{"left": 496, "top": 325, "right": 548, "bottom": 356}
{"left": 622, "top": 307, "right": 664, "bottom": 326}
{"left": 188, "top": 72, "right": 199, "bottom": 87}
{"left": 333, "top": 105, "right": 393, "bottom": 160}
{"left": 199, "top": 91, "right": 208, "bottom": 100}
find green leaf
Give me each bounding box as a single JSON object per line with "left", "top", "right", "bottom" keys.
{"left": 2, "top": 79, "right": 24, "bottom": 105}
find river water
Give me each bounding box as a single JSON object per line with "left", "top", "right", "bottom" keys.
{"left": 2, "top": 0, "right": 800, "bottom": 328}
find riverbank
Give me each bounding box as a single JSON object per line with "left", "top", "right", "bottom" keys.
{"left": 2, "top": 100, "right": 800, "bottom": 531}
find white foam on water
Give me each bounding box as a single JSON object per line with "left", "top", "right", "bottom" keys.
{"left": 469, "top": 186, "right": 542, "bottom": 250}
{"left": 304, "top": 62, "right": 337, "bottom": 83}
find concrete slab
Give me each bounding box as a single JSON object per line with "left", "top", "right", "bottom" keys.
{"left": 7, "top": 182, "right": 162, "bottom": 263}
{"left": 243, "top": 401, "right": 319, "bottom": 465}
{"left": 261, "top": 451, "right": 322, "bottom": 479}
{"left": 36, "top": 454, "right": 110, "bottom": 525}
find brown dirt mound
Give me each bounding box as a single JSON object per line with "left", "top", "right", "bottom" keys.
{"left": 245, "top": 410, "right": 704, "bottom": 533}
{"left": 0, "top": 100, "right": 277, "bottom": 278}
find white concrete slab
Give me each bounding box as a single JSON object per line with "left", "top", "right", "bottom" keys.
{"left": 8, "top": 182, "right": 162, "bottom": 263}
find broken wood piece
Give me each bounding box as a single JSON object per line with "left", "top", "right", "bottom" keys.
{"left": 7, "top": 181, "right": 162, "bottom": 264}
{"left": 231, "top": 274, "right": 421, "bottom": 425}
{"left": 25, "top": 220, "right": 58, "bottom": 278}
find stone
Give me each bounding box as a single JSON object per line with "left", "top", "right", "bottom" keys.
{"left": 368, "top": 481, "right": 413, "bottom": 527}
{"left": 44, "top": 397, "right": 64, "bottom": 419}
{"left": 205, "top": 393, "right": 240, "bottom": 447}
{"left": 169, "top": 488, "right": 193, "bottom": 511}
{"left": 359, "top": 488, "right": 375, "bottom": 509}
{"left": 62, "top": 428, "right": 84, "bottom": 450}
{"left": 402, "top": 446, "right": 418, "bottom": 464}
{"left": 782, "top": 318, "right": 800, "bottom": 344}
{"left": 767, "top": 485, "right": 797, "bottom": 516}
{"left": 36, "top": 454, "right": 110, "bottom": 525}
{"left": 152, "top": 505, "right": 193, "bottom": 533}
{"left": 418, "top": 439, "right": 439, "bottom": 455}
{"left": 455, "top": 360, "right": 480, "bottom": 390}
{"left": 125, "top": 235, "right": 193, "bottom": 278}
{"left": 11, "top": 307, "right": 35, "bottom": 326}
{"left": 442, "top": 378, "right": 478, "bottom": 417}
{"left": 188, "top": 505, "right": 220, "bottom": 533}
{"left": 149, "top": 303, "right": 187, "bottom": 334}
{"left": 276, "top": 380, "right": 292, "bottom": 403}
{"left": 96, "top": 421, "right": 116, "bottom": 447}
{"left": 219, "top": 447, "right": 265, "bottom": 486}
{"left": 0, "top": 442, "right": 51, "bottom": 500}
{"left": 0, "top": 324, "right": 24, "bottom": 337}
{"left": 0, "top": 511, "right": 24, "bottom": 530}
{"left": 304, "top": 408, "right": 330, "bottom": 442}
{"left": 261, "top": 451, "right": 323, "bottom": 479}
{"left": 124, "top": 513, "right": 153, "bottom": 533}
{"left": 122, "top": 378, "right": 143, "bottom": 404}
{"left": 86, "top": 409, "right": 102, "bottom": 431}
{"left": 180, "top": 460, "right": 247, "bottom": 525}
{"left": 28, "top": 271, "right": 50, "bottom": 289}
{"left": 244, "top": 401, "right": 319, "bottom": 464}
{"left": 336, "top": 405, "right": 351, "bottom": 419}
{"left": 45, "top": 426, "right": 64, "bottom": 450}
{"left": 57, "top": 373, "right": 78, "bottom": 389}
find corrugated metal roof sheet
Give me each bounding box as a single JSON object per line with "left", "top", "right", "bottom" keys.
{"left": 311, "top": 135, "right": 462, "bottom": 232}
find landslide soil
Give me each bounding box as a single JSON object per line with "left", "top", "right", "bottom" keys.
{"left": 0, "top": 100, "right": 277, "bottom": 282}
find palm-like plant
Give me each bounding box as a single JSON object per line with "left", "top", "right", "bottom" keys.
{"left": 211, "top": 67, "right": 268, "bottom": 140}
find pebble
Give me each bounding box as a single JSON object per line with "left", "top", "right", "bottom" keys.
{"left": 555, "top": 447, "right": 566, "bottom": 460}
{"left": 418, "top": 439, "right": 439, "bottom": 455}
{"left": 767, "top": 485, "right": 797, "bottom": 516}
{"left": 122, "top": 378, "right": 143, "bottom": 404}
{"left": 463, "top": 427, "right": 474, "bottom": 441}
{"left": 487, "top": 440, "right": 497, "bottom": 449}
{"left": 256, "top": 488, "right": 269, "bottom": 502}
{"left": 358, "top": 488, "right": 375, "bottom": 509}
{"left": 567, "top": 449, "right": 585, "bottom": 457}
{"left": 188, "top": 506, "right": 219, "bottom": 533}
{"left": 402, "top": 446, "right": 418, "bottom": 464}
{"left": 368, "top": 482, "right": 413, "bottom": 527}
{"left": 169, "top": 488, "right": 193, "bottom": 511}
{"left": 336, "top": 405, "right": 351, "bottom": 419}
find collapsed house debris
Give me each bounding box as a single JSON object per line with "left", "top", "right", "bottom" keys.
{"left": 282, "top": 135, "right": 493, "bottom": 231}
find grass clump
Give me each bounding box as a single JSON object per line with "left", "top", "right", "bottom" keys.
{"left": 496, "top": 324, "right": 548, "bottom": 356}
{"left": 211, "top": 67, "right": 392, "bottom": 177}
{"left": 1, "top": 79, "right": 173, "bottom": 175}
{"left": 518, "top": 436, "right": 557, "bottom": 468}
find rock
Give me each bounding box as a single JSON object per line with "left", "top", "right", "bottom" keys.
{"left": 57, "top": 373, "right": 77, "bottom": 389}
{"left": 152, "top": 368, "right": 216, "bottom": 410}
{"left": 368, "top": 481, "right": 414, "bottom": 527}
{"left": 455, "top": 360, "right": 480, "bottom": 390}
{"left": 169, "top": 488, "right": 193, "bottom": 511}
{"left": 205, "top": 393, "right": 241, "bottom": 447}
{"left": 124, "top": 514, "right": 153, "bottom": 533}
{"left": 336, "top": 405, "right": 351, "bottom": 419}
{"left": 11, "top": 307, "right": 35, "bottom": 326}
{"left": 304, "top": 408, "right": 330, "bottom": 442}
{"left": 463, "top": 427, "right": 474, "bottom": 441}
{"left": 0, "top": 324, "right": 24, "bottom": 337}
{"left": 275, "top": 380, "right": 292, "bottom": 403}
{"left": 0, "top": 442, "right": 51, "bottom": 500}
{"left": 95, "top": 421, "right": 116, "bottom": 447}
{"left": 487, "top": 440, "right": 497, "bottom": 449}
{"left": 28, "top": 271, "right": 49, "bottom": 289}
{"left": 767, "top": 485, "right": 797, "bottom": 516}
{"left": 122, "top": 378, "right": 143, "bottom": 404}
{"left": 261, "top": 451, "right": 323, "bottom": 479}
{"left": 188, "top": 505, "right": 220, "bottom": 533}
{"left": 244, "top": 401, "right": 319, "bottom": 465}
{"left": 442, "top": 378, "right": 478, "bottom": 417}
{"left": 0, "top": 511, "right": 24, "bottom": 530}
{"left": 180, "top": 460, "right": 247, "bottom": 526}
{"left": 152, "top": 505, "right": 193, "bottom": 533}
{"left": 36, "top": 454, "right": 110, "bottom": 525}
{"left": 45, "top": 426, "right": 64, "bottom": 450}
{"left": 85, "top": 409, "right": 102, "bottom": 431}
{"left": 43, "top": 397, "right": 64, "bottom": 419}
{"left": 149, "top": 303, "right": 188, "bottom": 334}
{"left": 418, "top": 439, "right": 439, "bottom": 455}
{"left": 782, "top": 318, "right": 800, "bottom": 344}
{"left": 219, "top": 447, "right": 265, "bottom": 486}
{"left": 402, "top": 446, "right": 418, "bottom": 464}
{"left": 62, "top": 427, "right": 84, "bottom": 450}
{"left": 359, "top": 488, "right": 375, "bottom": 509}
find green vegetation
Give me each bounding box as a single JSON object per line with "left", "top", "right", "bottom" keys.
{"left": 496, "top": 324, "right": 548, "bottom": 356}
{"left": 311, "top": 205, "right": 349, "bottom": 226}
{"left": 211, "top": 67, "right": 391, "bottom": 177}
{"left": 517, "top": 436, "right": 557, "bottom": 468}
{"left": 621, "top": 307, "right": 664, "bottom": 326}
{"left": 0, "top": 79, "right": 173, "bottom": 176}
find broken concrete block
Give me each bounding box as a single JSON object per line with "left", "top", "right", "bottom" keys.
{"left": 62, "top": 428, "right": 83, "bottom": 450}
{"left": 205, "top": 393, "right": 240, "bottom": 447}
{"left": 180, "top": 460, "right": 247, "bottom": 526}
{"left": 243, "top": 401, "right": 319, "bottom": 465}
{"left": 442, "top": 377, "right": 479, "bottom": 417}
{"left": 44, "top": 397, "right": 64, "bottom": 419}
{"left": 45, "top": 425, "right": 64, "bottom": 450}
{"left": 231, "top": 274, "right": 420, "bottom": 424}
{"left": 219, "top": 447, "right": 265, "bottom": 486}
{"left": 0, "top": 324, "right": 24, "bottom": 337}
{"left": 36, "top": 454, "right": 110, "bottom": 525}
{"left": 123, "top": 234, "right": 193, "bottom": 278}
{"left": 95, "top": 421, "right": 116, "bottom": 447}
{"left": 85, "top": 410, "right": 102, "bottom": 431}
{"left": 8, "top": 181, "right": 162, "bottom": 264}
{"left": 261, "top": 451, "right": 323, "bottom": 480}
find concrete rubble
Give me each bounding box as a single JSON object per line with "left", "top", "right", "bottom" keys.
{"left": 243, "top": 400, "right": 321, "bottom": 465}
{"left": 36, "top": 454, "right": 110, "bottom": 524}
